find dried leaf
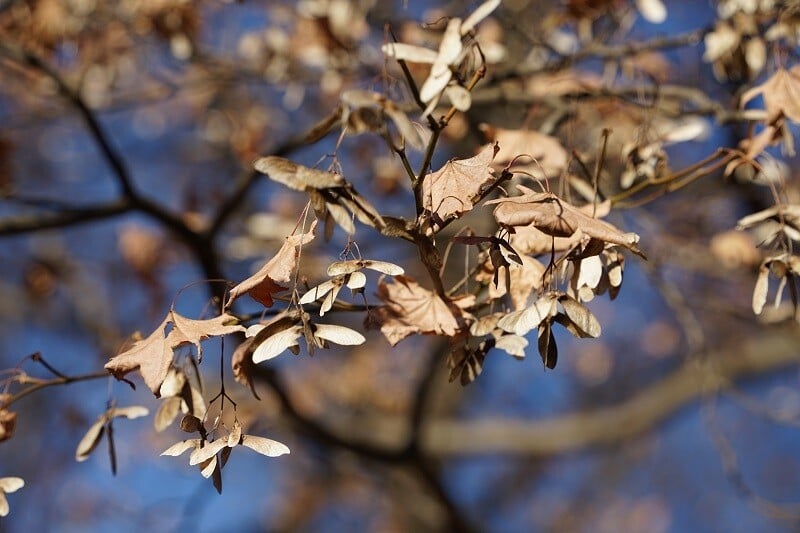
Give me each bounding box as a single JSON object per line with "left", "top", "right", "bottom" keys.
{"left": 254, "top": 156, "right": 344, "bottom": 190}
{"left": 497, "top": 294, "right": 558, "bottom": 336}
{"left": 753, "top": 263, "right": 770, "bottom": 314}
{"left": 252, "top": 326, "right": 303, "bottom": 363}
{"left": 559, "top": 295, "right": 602, "bottom": 338}
{"left": 489, "top": 185, "right": 643, "bottom": 256}
{"left": 419, "top": 18, "right": 463, "bottom": 104}
{"left": 636, "top": 0, "right": 667, "bottom": 23}
{"left": 741, "top": 66, "right": 800, "bottom": 123}
{"left": 161, "top": 439, "right": 200, "bottom": 457}
{"left": 312, "top": 324, "right": 366, "bottom": 345}
{"left": 375, "top": 276, "right": 462, "bottom": 344}
{"left": 239, "top": 434, "right": 290, "bottom": 457}
{"left": 155, "top": 397, "right": 183, "bottom": 432}
{"left": 327, "top": 259, "right": 404, "bottom": 276}
{"left": 0, "top": 408, "right": 16, "bottom": 443}
{"left": 481, "top": 126, "right": 568, "bottom": 178}
{"left": 105, "top": 316, "right": 172, "bottom": 395}
{"left": 231, "top": 336, "right": 260, "bottom": 399}
{"left": 75, "top": 419, "right": 106, "bottom": 462}
{"left": 106, "top": 310, "right": 243, "bottom": 395}
{"left": 381, "top": 42, "right": 439, "bottom": 63}
{"left": 493, "top": 334, "right": 528, "bottom": 358}
{"left": 190, "top": 439, "right": 228, "bottom": 466}
{"left": 169, "top": 312, "right": 245, "bottom": 362}
{"left": 422, "top": 143, "right": 499, "bottom": 227}
{"left": 76, "top": 406, "right": 148, "bottom": 462}
{"left": 462, "top": 0, "right": 501, "bottom": 34}
{"left": 0, "top": 477, "right": 23, "bottom": 517}
{"left": 226, "top": 221, "right": 317, "bottom": 308}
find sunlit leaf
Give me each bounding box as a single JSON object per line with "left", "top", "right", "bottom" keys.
{"left": 252, "top": 326, "right": 303, "bottom": 363}
{"left": 559, "top": 296, "right": 602, "bottom": 338}
{"left": 327, "top": 259, "right": 405, "bottom": 276}
{"left": 189, "top": 439, "right": 228, "bottom": 466}
{"left": 161, "top": 439, "right": 200, "bottom": 457}
{"left": 226, "top": 221, "right": 317, "bottom": 309}
{"left": 312, "top": 323, "right": 366, "bottom": 345}
{"left": 241, "top": 435, "right": 291, "bottom": 457}
{"left": 254, "top": 156, "right": 344, "bottom": 190}
{"left": 461, "top": 0, "right": 501, "bottom": 34}
{"left": 422, "top": 143, "right": 499, "bottom": 228}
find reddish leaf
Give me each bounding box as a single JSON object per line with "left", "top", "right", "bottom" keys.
{"left": 226, "top": 221, "right": 317, "bottom": 308}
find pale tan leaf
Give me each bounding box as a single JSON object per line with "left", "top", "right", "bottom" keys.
{"left": 327, "top": 259, "right": 404, "bottom": 276}
{"left": 299, "top": 279, "right": 338, "bottom": 305}
{"left": 462, "top": 0, "right": 501, "bottom": 34}
{"left": 381, "top": 42, "right": 438, "bottom": 63}
{"left": 159, "top": 368, "right": 186, "bottom": 398}
{"left": 200, "top": 456, "right": 217, "bottom": 479}
{"left": 241, "top": 434, "right": 291, "bottom": 457}
{"left": 189, "top": 439, "right": 228, "bottom": 466}
{"left": 444, "top": 85, "right": 472, "bottom": 111}
{"left": 325, "top": 202, "right": 356, "bottom": 234}
{"left": 346, "top": 271, "right": 367, "bottom": 289}
{"left": 560, "top": 296, "right": 602, "bottom": 338}
{"left": 494, "top": 334, "right": 528, "bottom": 358}
{"left": 497, "top": 294, "right": 558, "bottom": 336}
{"left": 419, "top": 18, "right": 463, "bottom": 104}
{"left": 376, "top": 276, "right": 462, "bottom": 342}
{"left": 0, "top": 477, "right": 23, "bottom": 493}
{"left": 252, "top": 326, "right": 302, "bottom": 363}
{"left": 489, "top": 186, "right": 643, "bottom": 256}
{"left": 108, "top": 406, "right": 149, "bottom": 420}
{"left": 422, "top": 143, "right": 499, "bottom": 226}
{"left": 636, "top": 0, "right": 667, "bottom": 23}
{"left": 509, "top": 225, "right": 580, "bottom": 256}
{"left": 313, "top": 324, "right": 366, "bottom": 345}
{"left": 481, "top": 126, "right": 568, "bottom": 178}
{"left": 168, "top": 312, "right": 245, "bottom": 361}
{"left": 155, "top": 397, "right": 183, "bottom": 432}
{"left": 227, "top": 422, "right": 243, "bottom": 448}
{"left": 254, "top": 156, "right": 344, "bottom": 190}
{"left": 753, "top": 263, "right": 770, "bottom": 314}
{"left": 75, "top": 418, "right": 106, "bottom": 462}
{"left": 741, "top": 66, "right": 800, "bottom": 124}
{"left": 232, "top": 336, "right": 260, "bottom": 399}
{"left": 226, "top": 221, "right": 317, "bottom": 308}
{"left": 161, "top": 439, "right": 199, "bottom": 457}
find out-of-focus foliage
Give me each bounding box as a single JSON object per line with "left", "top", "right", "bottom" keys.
{"left": 2, "top": 0, "right": 800, "bottom": 531}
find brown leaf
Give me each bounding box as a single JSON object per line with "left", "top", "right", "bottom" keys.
{"left": 559, "top": 295, "right": 602, "bottom": 338}
{"left": 489, "top": 185, "right": 643, "bottom": 256}
{"left": 0, "top": 406, "right": 16, "bottom": 443}
{"left": 537, "top": 321, "right": 558, "bottom": 369}
{"left": 375, "top": 276, "right": 463, "bottom": 345}
{"left": 169, "top": 312, "right": 245, "bottom": 362}
{"left": 106, "top": 310, "right": 244, "bottom": 395}
{"left": 254, "top": 156, "right": 344, "bottom": 190}
{"left": 480, "top": 125, "right": 568, "bottom": 178}
{"left": 226, "top": 221, "right": 317, "bottom": 308}
{"left": 422, "top": 143, "right": 499, "bottom": 228}
{"left": 105, "top": 315, "right": 173, "bottom": 395}
{"left": 229, "top": 335, "right": 256, "bottom": 398}
{"left": 741, "top": 66, "right": 800, "bottom": 123}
